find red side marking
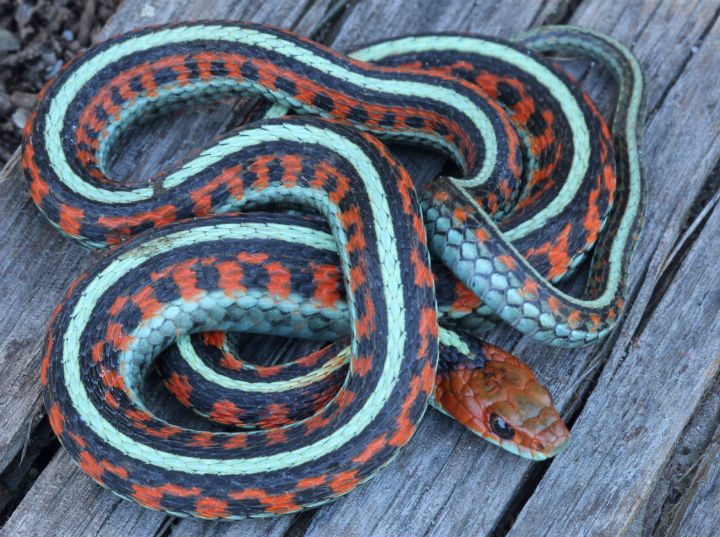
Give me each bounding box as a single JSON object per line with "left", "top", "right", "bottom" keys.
{"left": 131, "top": 484, "right": 201, "bottom": 511}
{"left": 342, "top": 206, "right": 366, "bottom": 253}
{"left": 40, "top": 337, "right": 53, "bottom": 386}
{"left": 248, "top": 154, "right": 274, "bottom": 191}
{"left": 296, "top": 474, "right": 327, "bottom": 489}
{"left": 195, "top": 497, "right": 230, "bottom": 519}
{"left": 91, "top": 341, "right": 104, "bottom": 363}
{"left": 209, "top": 399, "right": 245, "bottom": 425}
{"left": 98, "top": 205, "right": 176, "bottom": 240}
{"left": 355, "top": 351, "right": 373, "bottom": 377}
{"left": 109, "top": 295, "right": 129, "bottom": 316}
{"left": 106, "top": 322, "right": 133, "bottom": 352}
{"left": 546, "top": 223, "right": 572, "bottom": 281}
{"left": 216, "top": 260, "right": 246, "bottom": 296}
{"left": 411, "top": 247, "right": 433, "bottom": 287}
{"left": 522, "top": 278, "right": 539, "bottom": 300}
{"left": 328, "top": 470, "right": 360, "bottom": 495}
{"left": 348, "top": 257, "right": 367, "bottom": 294}
{"left": 257, "top": 403, "right": 290, "bottom": 429}
{"left": 57, "top": 204, "right": 84, "bottom": 237}
{"left": 69, "top": 432, "right": 86, "bottom": 449}
{"left": 105, "top": 391, "right": 119, "bottom": 408}
{"left": 590, "top": 314, "right": 601, "bottom": 331}
{"left": 202, "top": 331, "right": 225, "bottom": 348}
{"left": 417, "top": 306, "right": 438, "bottom": 360}
{"left": 280, "top": 154, "right": 303, "bottom": 189}
{"left": 584, "top": 184, "right": 602, "bottom": 248}
{"left": 354, "top": 294, "right": 376, "bottom": 341}
{"left": 229, "top": 489, "right": 299, "bottom": 515}
{"left": 413, "top": 213, "right": 427, "bottom": 245}
{"left": 310, "top": 263, "right": 342, "bottom": 307}
{"left": 168, "top": 259, "right": 203, "bottom": 301}
{"left": 236, "top": 251, "right": 269, "bottom": 264}
{"left": 603, "top": 163, "right": 616, "bottom": 206}
{"left": 265, "top": 428, "right": 288, "bottom": 445}
{"left": 296, "top": 344, "right": 335, "bottom": 367}
{"left": 256, "top": 364, "right": 282, "bottom": 378}
{"left": 388, "top": 374, "right": 422, "bottom": 447}
{"left": 224, "top": 433, "right": 248, "bottom": 449}
{"left": 304, "top": 412, "right": 331, "bottom": 434}
{"left": 165, "top": 372, "right": 192, "bottom": 406}
{"left": 99, "top": 366, "right": 126, "bottom": 392}
{"left": 352, "top": 433, "right": 387, "bottom": 463}
{"left": 195, "top": 51, "right": 218, "bottom": 82}
{"left": 48, "top": 402, "right": 65, "bottom": 434}
{"left": 547, "top": 296, "right": 561, "bottom": 314}
{"left": 475, "top": 228, "right": 490, "bottom": 243}
{"left": 220, "top": 350, "right": 244, "bottom": 371}
{"left": 126, "top": 408, "right": 151, "bottom": 422}
{"left": 255, "top": 58, "right": 279, "bottom": 91}
{"left": 567, "top": 310, "right": 582, "bottom": 330}
{"left": 190, "top": 162, "right": 245, "bottom": 215}
{"left": 188, "top": 432, "right": 213, "bottom": 447}
{"left": 139, "top": 68, "right": 159, "bottom": 97}
{"left": 101, "top": 459, "right": 129, "bottom": 480}
{"left": 266, "top": 261, "right": 291, "bottom": 299}
{"left": 78, "top": 451, "right": 104, "bottom": 481}
{"left": 132, "top": 285, "right": 163, "bottom": 320}
{"left": 336, "top": 390, "right": 355, "bottom": 408}
{"left": 497, "top": 254, "right": 517, "bottom": 271}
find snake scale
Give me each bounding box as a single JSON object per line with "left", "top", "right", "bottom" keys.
{"left": 21, "top": 20, "right": 645, "bottom": 519}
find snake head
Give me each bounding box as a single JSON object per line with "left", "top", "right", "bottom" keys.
{"left": 430, "top": 335, "right": 569, "bottom": 460}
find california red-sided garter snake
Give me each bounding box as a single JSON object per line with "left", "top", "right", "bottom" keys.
{"left": 21, "top": 21, "right": 645, "bottom": 519}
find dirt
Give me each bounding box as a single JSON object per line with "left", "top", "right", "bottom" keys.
{"left": 0, "top": 0, "right": 120, "bottom": 169}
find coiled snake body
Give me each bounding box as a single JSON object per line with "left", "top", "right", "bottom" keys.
{"left": 22, "top": 21, "right": 645, "bottom": 519}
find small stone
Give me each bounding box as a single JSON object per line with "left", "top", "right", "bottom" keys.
{"left": 0, "top": 29, "right": 20, "bottom": 52}
{"left": 15, "top": 3, "right": 34, "bottom": 27}
{"left": 11, "top": 108, "right": 28, "bottom": 130}
{"left": 10, "top": 91, "right": 36, "bottom": 109}
{"left": 62, "top": 29, "right": 75, "bottom": 42}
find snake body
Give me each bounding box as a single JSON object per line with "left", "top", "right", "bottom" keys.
{"left": 22, "top": 21, "right": 645, "bottom": 519}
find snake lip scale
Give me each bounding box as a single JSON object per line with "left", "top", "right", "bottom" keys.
{"left": 22, "top": 20, "right": 645, "bottom": 519}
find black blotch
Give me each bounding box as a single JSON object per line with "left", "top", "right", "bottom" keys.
{"left": 153, "top": 276, "right": 182, "bottom": 304}
{"left": 194, "top": 262, "right": 221, "bottom": 293}
{"left": 210, "top": 60, "right": 226, "bottom": 78}
{"left": 120, "top": 301, "right": 144, "bottom": 330}
{"left": 240, "top": 60, "right": 259, "bottom": 82}
{"left": 405, "top": 115, "right": 425, "bottom": 130}
{"left": 312, "top": 92, "right": 334, "bottom": 112}
{"left": 496, "top": 81, "right": 522, "bottom": 108}
{"left": 379, "top": 111, "right": 396, "bottom": 128}
{"left": 274, "top": 76, "right": 296, "bottom": 96}
{"left": 348, "top": 105, "right": 369, "bottom": 124}
{"left": 526, "top": 108, "right": 548, "bottom": 137}
{"left": 129, "top": 76, "right": 144, "bottom": 95}
{"left": 153, "top": 67, "right": 179, "bottom": 87}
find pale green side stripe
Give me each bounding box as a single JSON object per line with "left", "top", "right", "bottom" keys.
{"left": 62, "top": 126, "right": 409, "bottom": 474}
{"left": 177, "top": 326, "right": 461, "bottom": 394}
{"left": 45, "top": 24, "right": 497, "bottom": 204}
{"left": 177, "top": 336, "right": 352, "bottom": 393}
{"left": 351, "top": 35, "right": 590, "bottom": 240}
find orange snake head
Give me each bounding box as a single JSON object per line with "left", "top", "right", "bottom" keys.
{"left": 430, "top": 335, "right": 570, "bottom": 460}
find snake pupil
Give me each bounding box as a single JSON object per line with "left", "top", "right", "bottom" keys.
{"left": 490, "top": 414, "right": 515, "bottom": 440}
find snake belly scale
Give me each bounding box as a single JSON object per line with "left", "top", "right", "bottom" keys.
{"left": 22, "top": 21, "right": 646, "bottom": 519}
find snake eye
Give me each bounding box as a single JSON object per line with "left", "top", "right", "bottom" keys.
{"left": 490, "top": 414, "right": 515, "bottom": 440}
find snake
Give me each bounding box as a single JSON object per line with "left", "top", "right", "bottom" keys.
{"left": 21, "top": 21, "right": 645, "bottom": 519}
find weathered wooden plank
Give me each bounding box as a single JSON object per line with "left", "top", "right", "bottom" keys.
{"left": 665, "top": 422, "right": 720, "bottom": 536}
{"left": 506, "top": 4, "right": 720, "bottom": 535}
